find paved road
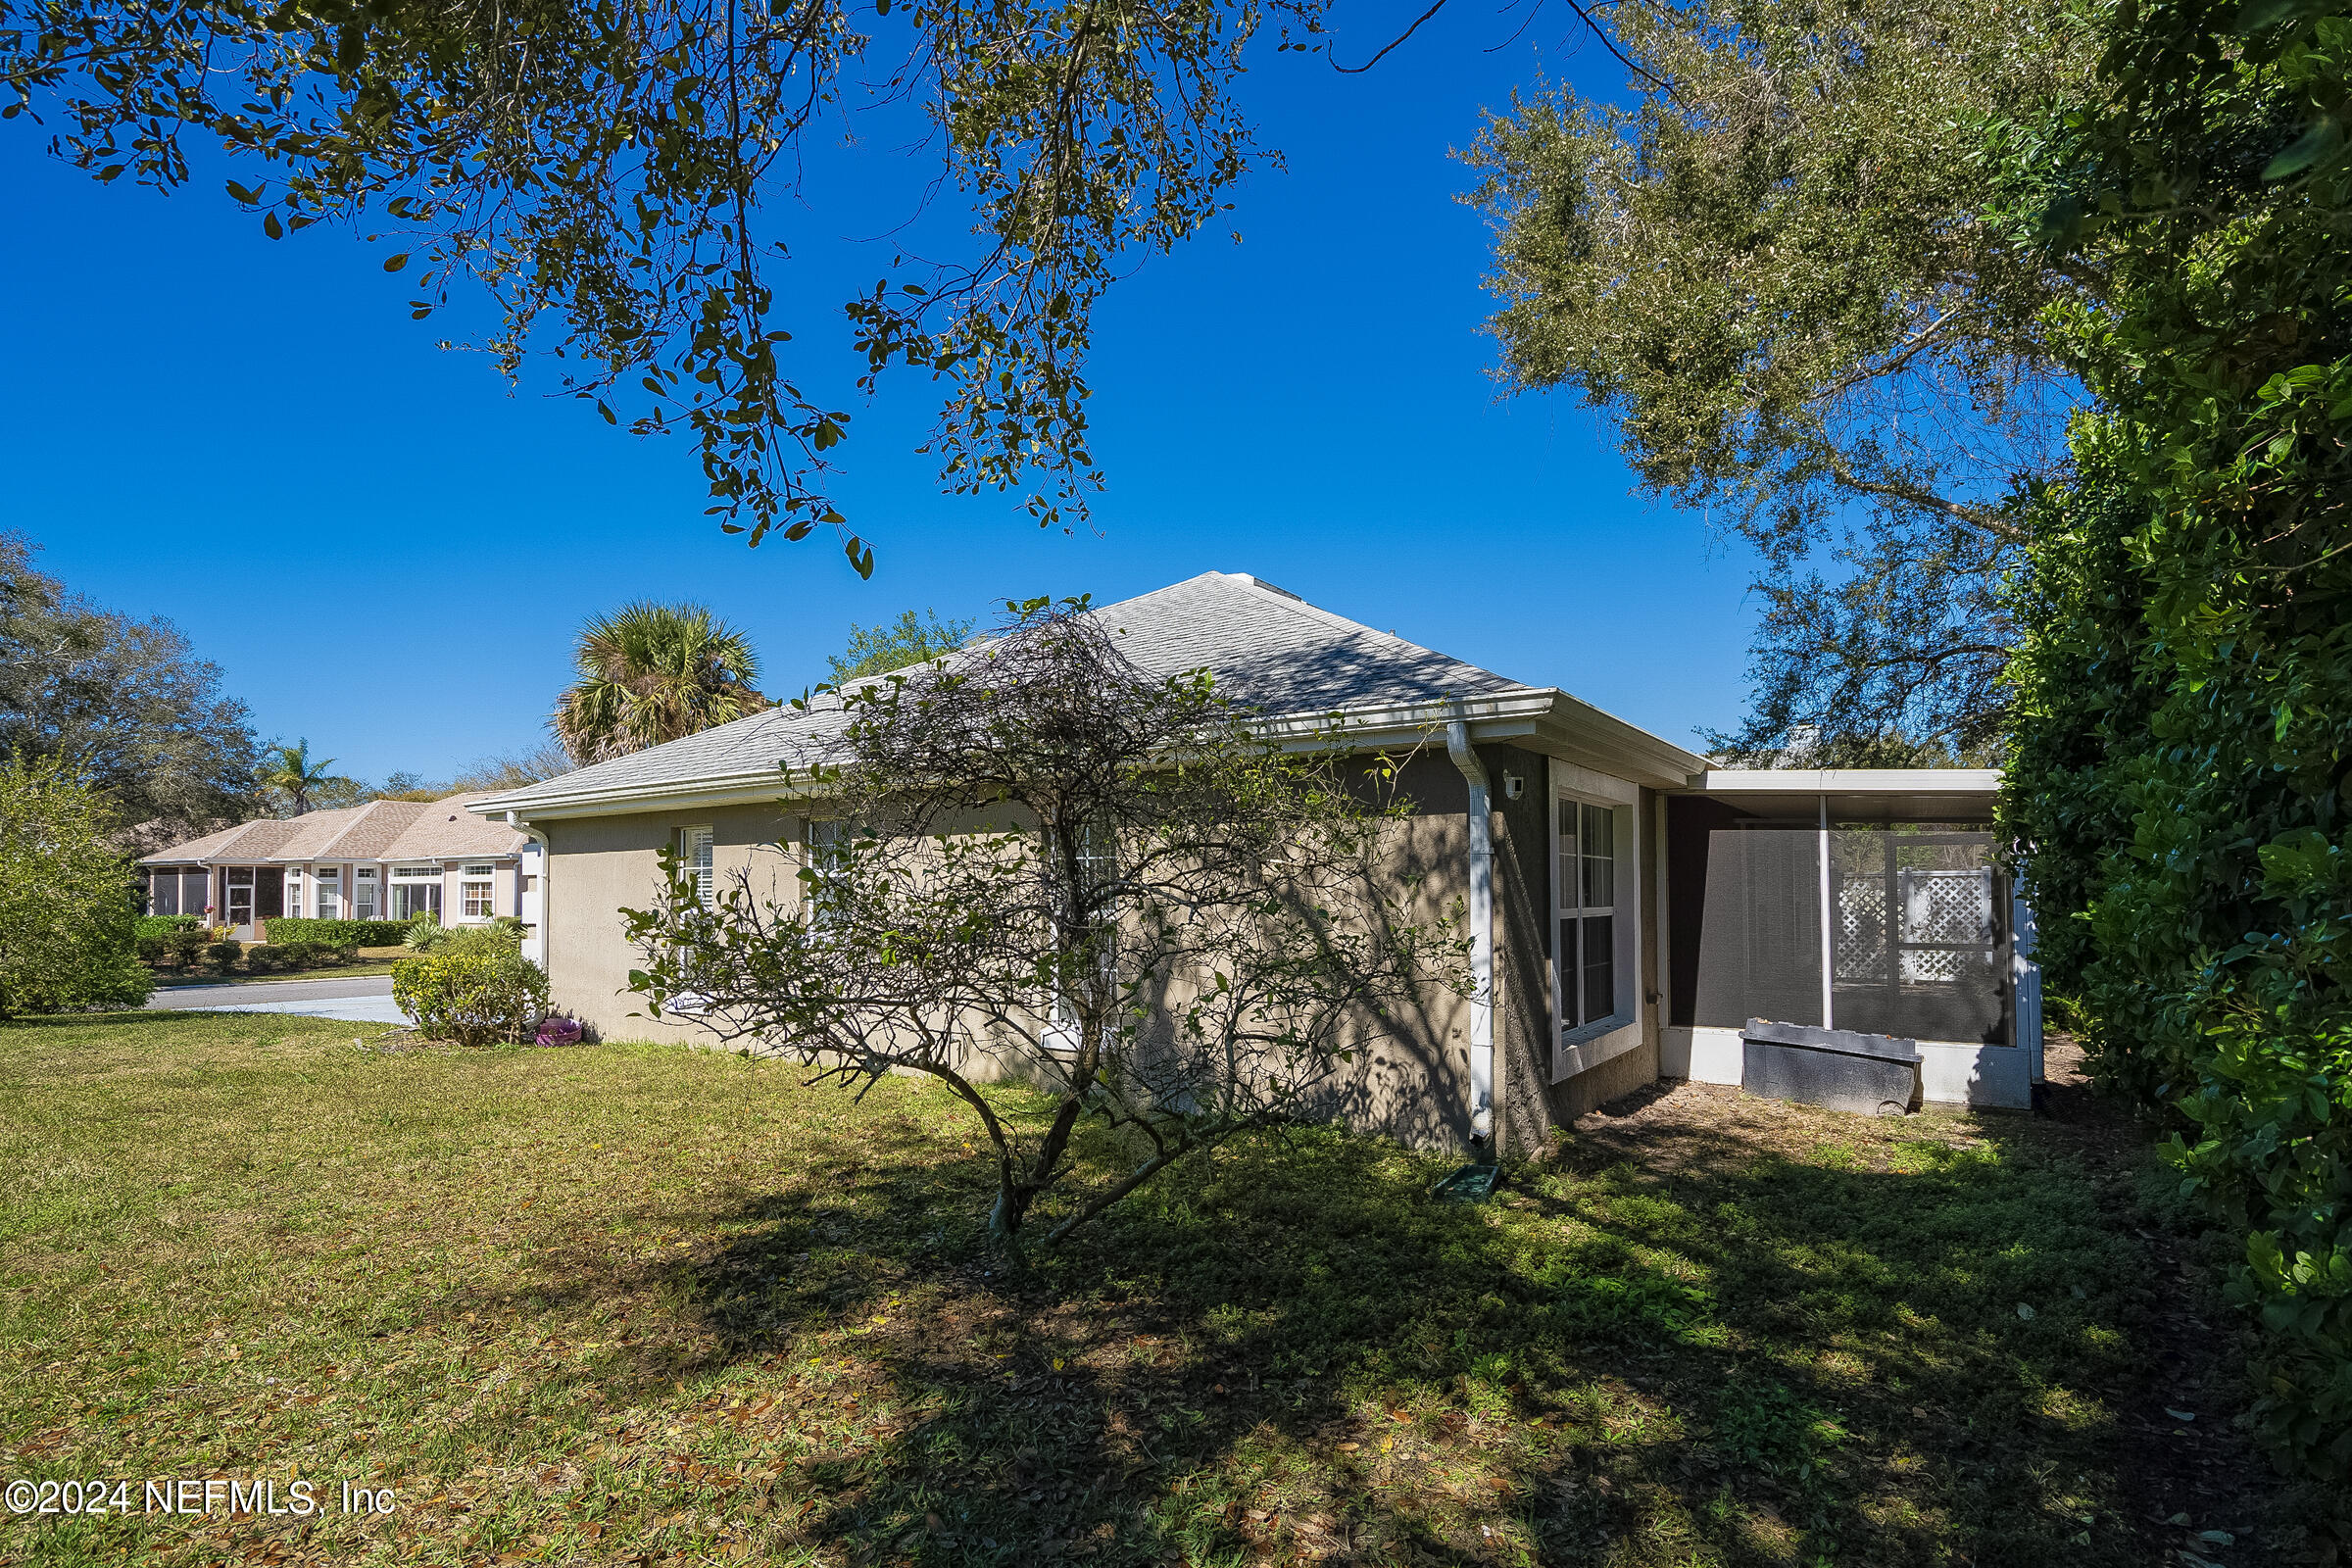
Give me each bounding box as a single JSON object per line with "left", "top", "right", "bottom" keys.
{"left": 148, "top": 975, "right": 408, "bottom": 1024}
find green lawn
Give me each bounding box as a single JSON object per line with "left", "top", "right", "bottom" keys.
{"left": 0, "top": 1013, "right": 2307, "bottom": 1566}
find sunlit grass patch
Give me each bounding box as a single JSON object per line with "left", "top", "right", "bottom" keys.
{"left": 0, "top": 1013, "right": 2299, "bottom": 1566}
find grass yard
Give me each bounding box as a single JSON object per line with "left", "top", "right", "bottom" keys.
{"left": 0, "top": 1014, "right": 2313, "bottom": 1567}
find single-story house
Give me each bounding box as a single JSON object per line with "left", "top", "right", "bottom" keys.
{"left": 468, "top": 571, "right": 2040, "bottom": 1151}
{"left": 138, "top": 793, "right": 545, "bottom": 957}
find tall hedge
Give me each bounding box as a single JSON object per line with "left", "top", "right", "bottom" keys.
{"left": 1999, "top": 0, "right": 2352, "bottom": 1484}
{"left": 261, "top": 917, "right": 414, "bottom": 949}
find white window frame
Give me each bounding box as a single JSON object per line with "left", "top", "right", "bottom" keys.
{"left": 680, "top": 827, "right": 715, "bottom": 909}
{"left": 1547, "top": 760, "right": 1644, "bottom": 1080}
{"left": 803, "top": 819, "right": 849, "bottom": 926}
{"left": 314, "top": 864, "right": 343, "bottom": 921}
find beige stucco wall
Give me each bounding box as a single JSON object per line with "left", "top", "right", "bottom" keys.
{"left": 540, "top": 804, "right": 802, "bottom": 1046}
{"left": 535, "top": 767, "right": 1490, "bottom": 1150}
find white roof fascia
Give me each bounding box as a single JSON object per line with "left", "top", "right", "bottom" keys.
{"left": 469, "top": 688, "right": 1712, "bottom": 823}
{"left": 1691, "top": 768, "right": 2001, "bottom": 795}
{"left": 471, "top": 770, "right": 833, "bottom": 822}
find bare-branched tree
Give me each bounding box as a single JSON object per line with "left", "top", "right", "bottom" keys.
{"left": 622, "top": 598, "right": 1469, "bottom": 1248}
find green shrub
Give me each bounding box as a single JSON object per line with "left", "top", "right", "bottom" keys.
{"left": 244, "top": 946, "right": 290, "bottom": 975}
{"left": 203, "top": 940, "right": 242, "bottom": 975}
{"left": 393, "top": 948, "right": 549, "bottom": 1047}
{"left": 166, "top": 928, "right": 208, "bottom": 967}
{"left": 135, "top": 935, "right": 167, "bottom": 964}
{"left": 136, "top": 914, "right": 203, "bottom": 941}
{"left": 1997, "top": 0, "right": 2352, "bottom": 1488}
{"left": 403, "top": 915, "right": 450, "bottom": 953}
{"left": 439, "top": 923, "right": 523, "bottom": 958}
{"left": 262, "top": 917, "right": 411, "bottom": 949}
{"left": 0, "top": 753, "right": 153, "bottom": 1016}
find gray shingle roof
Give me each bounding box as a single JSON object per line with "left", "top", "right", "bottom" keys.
{"left": 474, "top": 573, "right": 1550, "bottom": 814}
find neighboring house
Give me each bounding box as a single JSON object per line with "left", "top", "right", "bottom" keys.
{"left": 138, "top": 793, "right": 546, "bottom": 958}
{"left": 469, "top": 572, "right": 2040, "bottom": 1152}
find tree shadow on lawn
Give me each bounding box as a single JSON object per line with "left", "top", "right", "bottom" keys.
{"left": 442, "top": 1087, "right": 2256, "bottom": 1568}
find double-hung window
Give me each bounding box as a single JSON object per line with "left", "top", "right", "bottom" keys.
{"left": 679, "top": 827, "right": 715, "bottom": 909}
{"left": 460, "top": 864, "right": 497, "bottom": 919}
{"left": 1556, "top": 798, "right": 1621, "bottom": 1031}
{"left": 353, "top": 866, "right": 379, "bottom": 920}
{"left": 803, "top": 820, "right": 848, "bottom": 926}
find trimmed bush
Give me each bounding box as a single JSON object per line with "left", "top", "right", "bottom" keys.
{"left": 136, "top": 915, "right": 204, "bottom": 941}
{"left": 243, "top": 946, "right": 290, "bottom": 975}
{"left": 166, "top": 929, "right": 208, "bottom": 967}
{"left": 262, "top": 917, "right": 412, "bottom": 949}
{"left": 393, "top": 948, "right": 549, "bottom": 1047}
{"left": 203, "top": 940, "right": 242, "bottom": 975}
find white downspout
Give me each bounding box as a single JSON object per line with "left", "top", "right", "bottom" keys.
{"left": 507, "top": 811, "right": 549, "bottom": 971}
{"left": 1446, "top": 709, "right": 1494, "bottom": 1155}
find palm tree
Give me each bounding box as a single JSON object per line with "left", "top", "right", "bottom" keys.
{"left": 260, "top": 739, "right": 337, "bottom": 815}
{"left": 552, "top": 603, "right": 769, "bottom": 765}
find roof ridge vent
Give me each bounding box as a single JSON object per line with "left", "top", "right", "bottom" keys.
{"left": 1228, "top": 572, "right": 1301, "bottom": 602}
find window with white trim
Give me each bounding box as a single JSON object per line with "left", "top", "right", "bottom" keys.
{"left": 680, "top": 827, "right": 715, "bottom": 909}
{"left": 353, "top": 866, "right": 378, "bottom": 921}
{"left": 1555, "top": 797, "right": 1622, "bottom": 1031}
{"left": 461, "top": 877, "right": 496, "bottom": 919}
{"left": 390, "top": 865, "right": 442, "bottom": 921}
{"left": 804, "top": 820, "right": 846, "bottom": 925}
{"left": 314, "top": 864, "right": 343, "bottom": 921}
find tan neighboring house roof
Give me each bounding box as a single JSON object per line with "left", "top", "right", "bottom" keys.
{"left": 138, "top": 794, "right": 528, "bottom": 866}
{"left": 374, "top": 794, "right": 526, "bottom": 861}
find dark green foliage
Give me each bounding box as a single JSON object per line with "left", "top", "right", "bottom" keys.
{"left": 1998, "top": 0, "right": 2352, "bottom": 1487}
{"left": 247, "top": 940, "right": 341, "bottom": 975}
{"left": 135, "top": 915, "right": 204, "bottom": 941}
{"left": 0, "top": 751, "right": 153, "bottom": 1016}
{"left": 0, "top": 535, "right": 259, "bottom": 840}
{"left": 1463, "top": 0, "right": 2095, "bottom": 758}
{"left": 262, "top": 917, "right": 410, "bottom": 949}
{"left": 0, "top": 0, "right": 1308, "bottom": 561}
{"left": 203, "top": 940, "right": 243, "bottom": 975}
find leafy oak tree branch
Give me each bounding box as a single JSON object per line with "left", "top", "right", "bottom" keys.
{"left": 0, "top": 0, "right": 1325, "bottom": 570}
{"left": 1463, "top": 0, "right": 2103, "bottom": 758}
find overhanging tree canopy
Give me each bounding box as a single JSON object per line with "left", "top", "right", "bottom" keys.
{"left": 1, "top": 0, "right": 1331, "bottom": 570}
{"left": 1464, "top": 0, "right": 2099, "bottom": 759}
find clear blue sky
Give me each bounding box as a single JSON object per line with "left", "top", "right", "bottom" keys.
{"left": 0, "top": 4, "right": 1763, "bottom": 782}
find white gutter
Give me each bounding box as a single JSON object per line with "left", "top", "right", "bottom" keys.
{"left": 507, "top": 811, "right": 551, "bottom": 971}
{"left": 1446, "top": 707, "right": 1495, "bottom": 1154}
{"left": 466, "top": 691, "right": 1704, "bottom": 824}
